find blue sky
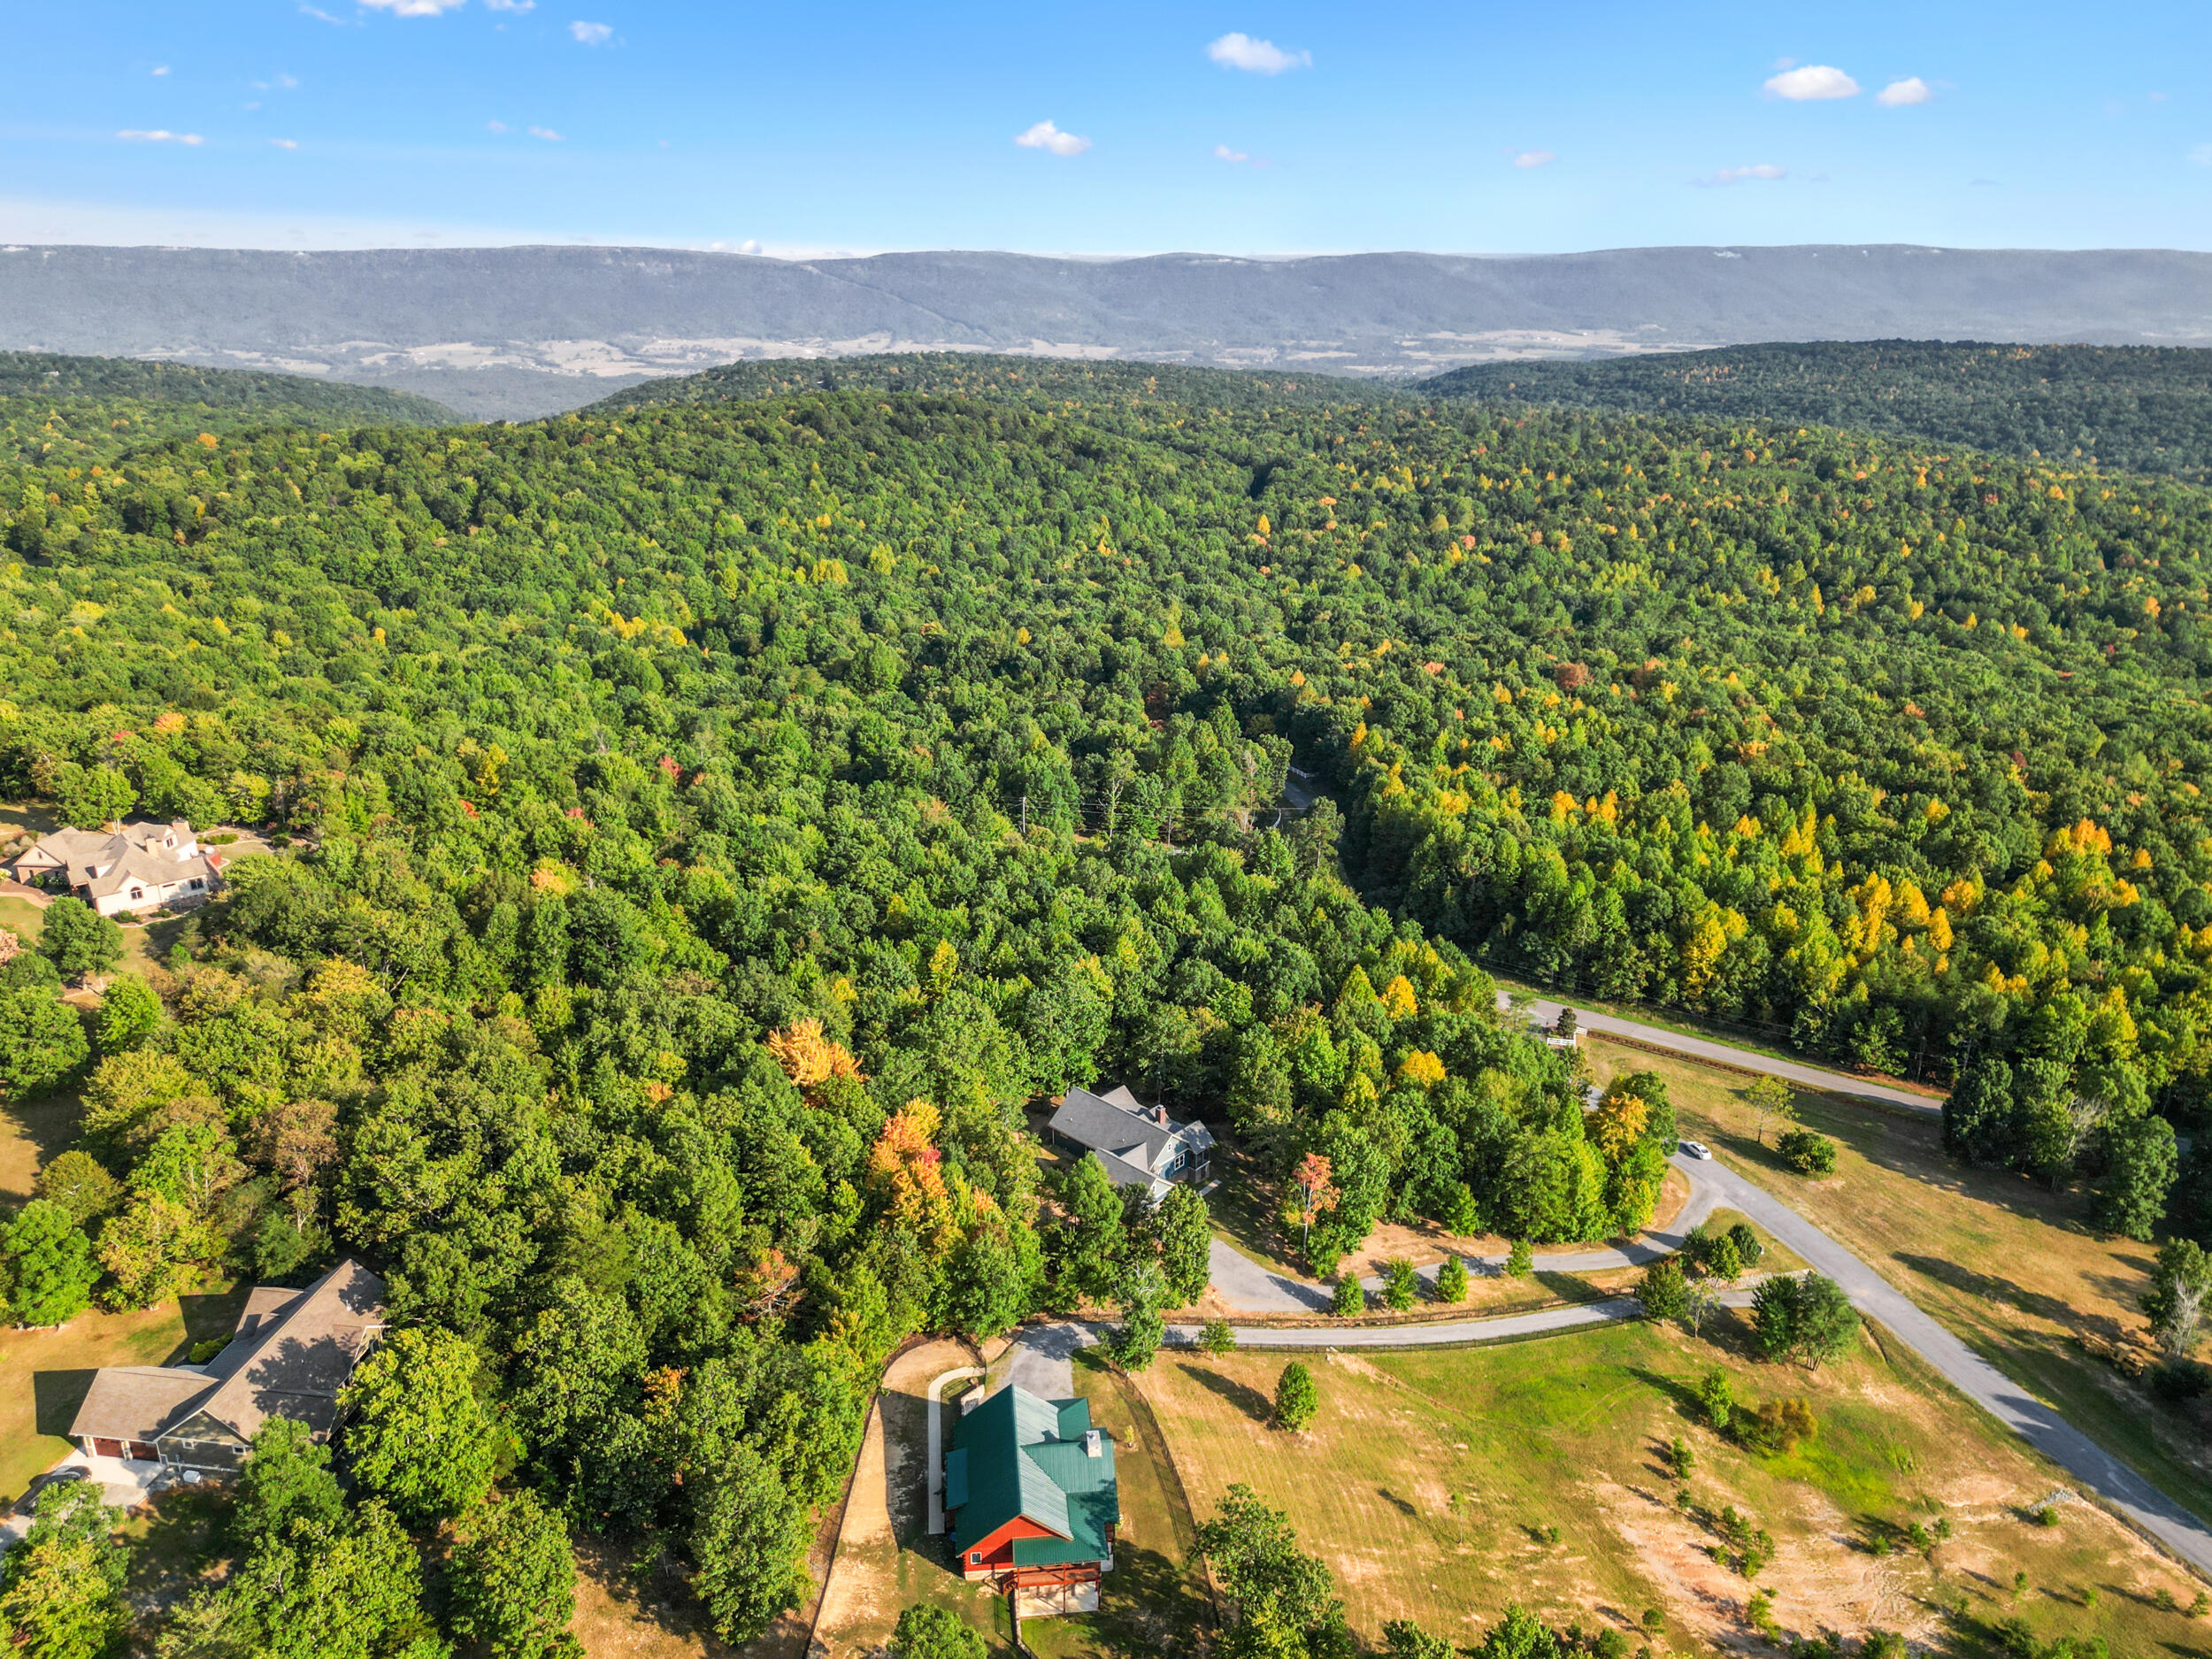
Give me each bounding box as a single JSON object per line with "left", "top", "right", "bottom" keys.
{"left": 4, "top": 0, "right": 2209, "bottom": 254}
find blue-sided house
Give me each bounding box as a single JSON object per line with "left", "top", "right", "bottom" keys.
{"left": 944, "top": 1383, "right": 1118, "bottom": 1592}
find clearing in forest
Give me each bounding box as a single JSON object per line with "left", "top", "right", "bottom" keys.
{"left": 1135, "top": 1315, "right": 2205, "bottom": 1653}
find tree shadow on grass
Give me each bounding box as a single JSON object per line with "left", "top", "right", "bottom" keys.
{"left": 1893, "top": 1255, "right": 2116, "bottom": 1340}
{"left": 1533, "top": 1270, "right": 1609, "bottom": 1305}
{"left": 165, "top": 1286, "right": 254, "bottom": 1365}
{"left": 124, "top": 1486, "right": 227, "bottom": 1619}
{"left": 1172, "top": 1362, "right": 1271, "bottom": 1424}
{"left": 1627, "top": 1367, "right": 1703, "bottom": 1421}
{"left": 1091, "top": 1540, "right": 1214, "bottom": 1658}
{"left": 33, "top": 1369, "right": 97, "bottom": 1439}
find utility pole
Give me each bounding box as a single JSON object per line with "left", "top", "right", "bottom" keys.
{"left": 1019, "top": 794, "right": 1028, "bottom": 834}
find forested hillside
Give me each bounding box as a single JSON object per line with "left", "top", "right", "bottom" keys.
{"left": 1, "top": 367, "right": 2209, "bottom": 1646}
{"left": 1423, "top": 342, "right": 2212, "bottom": 483}
{"left": 0, "top": 350, "right": 457, "bottom": 472}
{"left": 591, "top": 351, "right": 1386, "bottom": 415}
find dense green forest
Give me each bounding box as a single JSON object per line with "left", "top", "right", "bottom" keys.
{"left": 1423, "top": 342, "right": 2212, "bottom": 483}
{"left": 0, "top": 351, "right": 457, "bottom": 472}
{"left": 590, "top": 351, "right": 1388, "bottom": 416}
{"left": 0, "top": 356, "right": 2209, "bottom": 1649}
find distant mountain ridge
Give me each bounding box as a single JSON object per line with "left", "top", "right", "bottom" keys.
{"left": 4, "top": 242, "right": 2209, "bottom": 420}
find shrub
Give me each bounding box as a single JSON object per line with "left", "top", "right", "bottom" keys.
{"left": 1273, "top": 1362, "right": 1317, "bottom": 1431}
{"left": 2147, "top": 1358, "right": 2210, "bottom": 1402}
{"left": 1697, "top": 1370, "right": 1734, "bottom": 1432}
{"left": 1434, "top": 1255, "right": 1469, "bottom": 1302}
{"left": 1740, "top": 1397, "right": 1816, "bottom": 1454}
{"left": 1666, "top": 1436, "right": 1694, "bottom": 1479}
{"left": 888, "top": 1602, "right": 987, "bottom": 1659}
{"left": 1725, "top": 1221, "right": 1764, "bottom": 1271}
{"left": 1332, "top": 1276, "right": 1364, "bottom": 1316}
{"left": 1638, "top": 1258, "right": 1688, "bottom": 1322}
{"left": 1505, "top": 1238, "right": 1533, "bottom": 1279}
{"left": 1778, "top": 1129, "right": 1838, "bottom": 1175}
{"left": 1199, "top": 1317, "right": 1237, "bottom": 1355}
{"left": 1382, "top": 1259, "right": 1419, "bottom": 1310}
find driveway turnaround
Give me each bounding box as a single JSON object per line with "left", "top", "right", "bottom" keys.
{"left": 1500, "top": 991, "right": 1943, "bottom": 1116}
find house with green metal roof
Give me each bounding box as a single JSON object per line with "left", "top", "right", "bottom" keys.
{"left": 944, "top": 1382, "right": 1118, "bottom": 1591}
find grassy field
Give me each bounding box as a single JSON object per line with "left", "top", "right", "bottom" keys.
{"left": 1137, "top": 1313, "right": 2207, "bottom": 1654}
{"left": 1586, "top": 1036, "right": 2212, "bottom": 1533}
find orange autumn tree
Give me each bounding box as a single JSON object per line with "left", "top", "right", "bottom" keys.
{"left": 767, "top": 1018, "right": 864, "bottom": 1091}
{"left": 866, "top": 1100, "right": 954, "bottom": 1243}
{"left": 1286, "top": 1151, "right": 1339, "bottom": 1263}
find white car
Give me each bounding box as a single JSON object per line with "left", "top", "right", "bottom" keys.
{"left": 1679, "top": 1141, "right": 1713, "bottom": 1161}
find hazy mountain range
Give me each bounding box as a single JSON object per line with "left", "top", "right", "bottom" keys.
{"left": 4, "top": 242, "right": 2208, "bottom": 421}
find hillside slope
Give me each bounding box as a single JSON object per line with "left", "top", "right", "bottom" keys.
{"left": 1424, "top": 341, "right": 2212, "bottom": 481}
{"left": 4, "top": 242, "right": 2211, "bottom": 419}
{"left": 0, "top": 350, "right": 457, "bottom": 470}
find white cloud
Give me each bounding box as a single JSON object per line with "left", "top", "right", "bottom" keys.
{"left": 1876, "top": 77, "right": 1932, "bottom": 107}
{"left": 1511, "top": 150, "right": 1555, "bottom": 168}
{"left": 1214, "top": 144, "right": 1249, "bottom": 163}
{"left": 270, "top": 138, "right": 299, "bottom": 150}
{"left": 485, "top": 0, "right": 535, "bottom": 9}
{"left": 298, "top": 4, "right": 347, "bottom": 21}
{"left": 151, "top": 65, "right": 170, "bottom": 76}
{"left": 528, "top": 126, "right": 564, "bottom": 141}
{"left": 1700, "top": 163, "right": 1786, "bottom": 186}
{"left": 2191, "top": 142, "right": 2212, "bottom": 167}
{"left": 569, "top": 20, "right": 612, "bottom": 44}
{"left": 1207, "top": 33, "right": 1310, "bottom": 74}
{"left": 1763, "top": 64, "right": 1859, "bottom": 100}
{"left": 118, "top": 129, "right": 204, "bottom": 145}
{"left": 358, "top": 0, "right": 469, "bottom": 13}
{"left": 1015, "top": 119, "right": 1090, "bottom": 157}
{"left": 486, "top": 119, "right": 510, "bottom": 133}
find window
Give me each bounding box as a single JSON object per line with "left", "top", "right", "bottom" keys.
{"left": 188, "top": 878, "right": 204, "bottom": 890}
{"left": 129, "top": 887, "right": 143, "bottom": 901}
{"left": 970, "top": 1552, "right": 983, "bottom": 1565}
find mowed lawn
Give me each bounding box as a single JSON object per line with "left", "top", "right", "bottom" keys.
{"left": 1588, "top": 1038, "right": 2212, "bottom": 1530}
{"left": 1136, "top": 1317, "right": 2206, "bottom": 1654}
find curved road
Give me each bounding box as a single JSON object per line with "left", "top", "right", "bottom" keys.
{"left": 1156, "top": 1148, "right": 2212, "bottom": 1580}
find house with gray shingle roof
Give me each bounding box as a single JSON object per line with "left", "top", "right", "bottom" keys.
{"left": 69, "top": 1259, "right": 385, "bottom": 1470}
{"left": 12, "top": 819, "right": 220, "bottom": 917}
{"left": 945, "top": 1382, "right": 1118, "bottom": 1594}
{"left": 1047, "top": 1084, "right": 1213, "bottom": 1200}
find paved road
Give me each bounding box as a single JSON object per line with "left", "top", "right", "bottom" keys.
{"left": 1208, "top": 1157, "right": 1730, "bottom": 1315}
{"left": 1174, "top": 1148, "right": 2212, "bottom": 1578}
{"left": 1501, "top": 992, "right": 1944, "bottom": 1115}
{"left": 1694, "top": 1157, "right": 2212, "bottom": 1578}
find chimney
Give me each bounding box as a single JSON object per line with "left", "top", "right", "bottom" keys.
{"left": 1084, "top": 1429, "right": 1102, "bottom": 1458}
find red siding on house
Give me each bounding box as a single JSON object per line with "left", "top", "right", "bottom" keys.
{"left": 958, "top": 1515, "right": 1057, "bottom": 1578}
